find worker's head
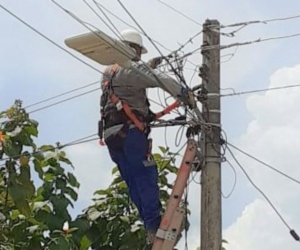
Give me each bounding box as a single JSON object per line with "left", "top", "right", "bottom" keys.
{"left": 120, "top": 29, "right": 148, "bottom": 61}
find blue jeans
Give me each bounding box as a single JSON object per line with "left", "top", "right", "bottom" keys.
{"left": 107, "top": 127, "right": 161, "bottom": 232}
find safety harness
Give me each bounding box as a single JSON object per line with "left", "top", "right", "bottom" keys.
{"left": 98, "top": 63, "right": 179, "bottom": 148}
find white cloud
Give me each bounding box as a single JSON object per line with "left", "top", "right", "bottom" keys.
{"left": 224, "top": 199, "right": 296, "bottom": 250}
{"left": 224, "top": 64, "right": 300, "bottom": 249}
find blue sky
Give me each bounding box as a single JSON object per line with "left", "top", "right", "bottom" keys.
{"left": 1, "top": 1, "right": 300, "bottom": 249}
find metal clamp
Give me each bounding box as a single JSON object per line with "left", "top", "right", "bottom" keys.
{"left": 206, "top": 156, "right": 222, "bottom": 163}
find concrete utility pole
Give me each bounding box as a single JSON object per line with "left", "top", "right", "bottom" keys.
{"left": 200, "top": 19, "right": 222, "bottom": 250}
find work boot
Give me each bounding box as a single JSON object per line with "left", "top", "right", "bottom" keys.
{"left": 146, "top": 230, "right": 156, "bottom": 247}
{"left": 144, "top": 230, "right": 156, "bottom": 250}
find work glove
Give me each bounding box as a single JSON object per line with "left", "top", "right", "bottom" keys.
{"left": 147, "top": 56, "right": 163, "bottom": 69}
{"left": 180, "top": 87, "right": 196, "bottom": 109}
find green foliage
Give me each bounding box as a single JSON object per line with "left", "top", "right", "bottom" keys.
{"left": 71, "top": 145, "right": 184, "bottom": 250}
{"left": 0, "top": 101, "right": 80, "bottom": 249}
{"left": 0, "top": 101, "right": 228, "bottom": 250}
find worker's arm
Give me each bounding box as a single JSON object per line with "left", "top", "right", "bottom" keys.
{"left": 135, "top": 62, "right": 182, "bottom": 95}
{"left": 102, "top": 62, "right": 195, "bottom": 108}
{"left": 134, "top": 62, "right": 195, "bottom": 108}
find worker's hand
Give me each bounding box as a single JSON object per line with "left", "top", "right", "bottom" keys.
{"left": 147, "top": 56, "right": 163, "bottom": 69}
{"left": 180, "top": 87, "right": 196, "bottom": 109}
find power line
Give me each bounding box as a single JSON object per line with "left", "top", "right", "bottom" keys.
{"left": 220, "top": 46, "right": 239, "bottom": 64}
{"left": 51, "top": 0, "right": 134, "bottom": 62}
{"left": 0, "top": 2, "right": 142, "bottom": 118}
{"left": 157, "top": 0, "right": 201, "bottom": 26}
{"left": 203, "top": 32, "right": 300, "bottom": 51}
{"left": 28, "top": 87, "right": 100, "bottom": 114}
{"left": 0, "top": 134, "right": 98, "bottom": 163}
{"left": 1, "top": 2, "right": 190, "bottom": 119}
{"left": 218, "top": 14, "right": 300, "bottom": 29}
{"left": 117, "top": 0, "right": 189, "bottom": 88}
{"left": 0, "top": 2, "right": 179, "bottom": 116}
{"left": 221, "top": 159, "right": 237, "bottom": 199}
{"left": 83, "top": 0, "right": 122, "bottom": 40}
{"left": 24, "top": 80, "right": 100, "bottom": 109}
{"left": 227, "top": 142, "right": 300, "bottom": 186}
{"left": 221, "top": 83, "right": 300, "bottom": 97}
{"left": 52, "top": 0, "right": 189, "bottom": 99}
{"left": 227, "top": 146, "right": 300, "bottom": 243}
{"left": 177, "top": 31, "right": 203, "bottom": 52}
{"left": 206, "top": 14, "right": 300, "bottom": 37}
{"left": 93, "top": 1, "right": 200, "bottom": 68}
{"left": 93, "top": 0, "right": 172, "bottom": 52}
{"left": 0, "top": 4, "right": 103, "bottom": 74}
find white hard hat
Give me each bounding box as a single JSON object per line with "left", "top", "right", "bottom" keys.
{"left": 120, "top": 29, "right": 148, "bottom": 54}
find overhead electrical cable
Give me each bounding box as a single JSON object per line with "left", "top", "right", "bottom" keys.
{"left": 227, "top": 142, "right": 300, "bottom": 186}
{"left": 0, "top": 134, "right": 98, "bottom": 163}
{"left": 28, "top": 87, "right": 101, "bottom": 114}
{"left": 227, "top": 146, "right": 300, "bottom": 243}
{"left": 0, "top": 4, "right": 103, "bottom": 74}
{"left": 157, "top": 0, "right": 201, "bottom": 26}
{"left": 117, "top": 0, "right": 189, "bottom": 87}
{"left": 221, "top": 83, "right": 300, "bottom": 97}
{"left": 24, "top": 80, "right": 100, "bottom": 109}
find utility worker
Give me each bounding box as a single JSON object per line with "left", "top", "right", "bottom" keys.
{"left": 99, "top": 28, "right": 195, "bottom": 246}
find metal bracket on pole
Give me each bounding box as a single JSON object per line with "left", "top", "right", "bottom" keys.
{"left": 205, "top": 157, "right": 222, "bottom": 163}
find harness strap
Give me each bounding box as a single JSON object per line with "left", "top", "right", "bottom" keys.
{"left": 105, "top": 64, "right": 146, "bottom": 132}
{"left": 108, "top": 92, "right": 146, "bottom": 131}
{"left": 99, "top": 64, "right": 181, "bottom": 146}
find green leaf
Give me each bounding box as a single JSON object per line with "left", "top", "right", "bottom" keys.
{"left": 59, "top": 155, "right": 72, "bottom": 166}
{"left": 94, "top": 189, "right": 111, "bottom": 196}
{"left": 44, "top": 172, "right": 55, "bottom": 182}
{"left": 29, "top": 119, "right": 39, "bottom": 128}
{"left": 49, "top": 237, "right": 69, "bottom": 250}
{"left": 159, "top": 146, "right": 167, "bottom": 154}
{"left": 39, "top": 145, "right": 55, "bottom": 152}
{"left": 67, "top": 172, "right": 80, "bottom": 188}
{"left": 8, "top": 164, "right": 34, "bottom": 217}
{"left": 56, "top": 177, "right": 67, "bottom": 190}
{"left": 112, "top": 166, "right": 119, "bottom": 175}
{"left": 49, "top": 195, "right": 72, "bottom": 215}
{"left": 13, "top": 131, "right": 34, "bottom": 146}
{"left": 37, "top": 211, "right": 63, "bottom": 231}
{"left": 33, "top": 158, "right": 44, "bottom": 179}
{"left": 8, "top": 182, "right": 31, "bottom": 217}
{"left": 70, "top": 218, "right": 90, "bottom": 246}
{"left": 80, "top": 235, "right": 92, "bottom": 250}
{"left": 41, "top": 182, "right": 53, "bottom": 200}
{"left": 63, "top": 186, "right": 78, "bottom": 201}
{"left": 19, "top": 166, "right": 35, "bottom": 199}
{"left": 33, "top": 151, "right": 45, "bottom": 161}
{"left": 2, "top": 139, "right": 22, "bottom": 157}
{"left": 3, "top": 120, "right": 17, "bottom": 132}
{"left": 10, "top": 209, "right": 20, "bottom": 220}
{"left": 68, "top": 227, "right": 78, "bottom": 233}
{"left": 24, "top": 124, "right": 38, "bottom": 137}
{"left": 87, "top": 207, "right": 102, "bottom": 221}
